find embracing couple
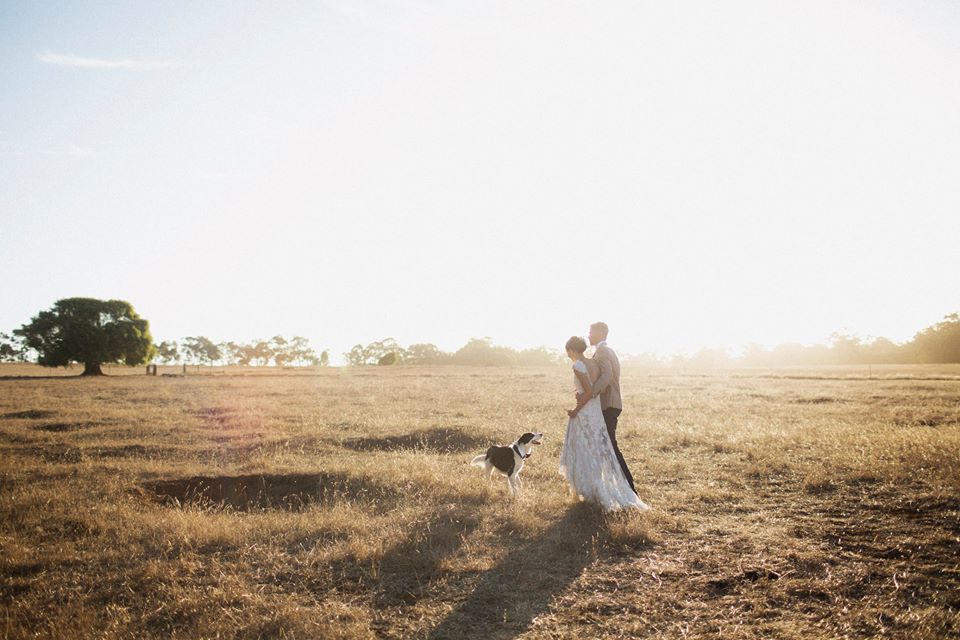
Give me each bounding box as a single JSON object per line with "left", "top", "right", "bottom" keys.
{"left": 559, "top": 322, "right": 650, "bottom": 512}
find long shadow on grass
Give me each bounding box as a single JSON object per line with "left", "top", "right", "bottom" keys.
{"left": 371, "top": 499, "right": 486, "bottom": 607}
{"left": 142, "top": 472, "right": 407, "bottom": 512}
{"left": 315, "top": 490, "right": 489, "bottom": 609}
{"left": 424, "top": 502, "right": 605, "bottom": 640}
{"left": 340, "top": 427, "right": 489, "bottom": 454}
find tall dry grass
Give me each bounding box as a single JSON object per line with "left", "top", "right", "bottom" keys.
{"left": 0, "top": 364, "right": 958, "bottom": 638}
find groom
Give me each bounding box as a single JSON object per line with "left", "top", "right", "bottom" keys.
{"left": 587, "top": 321, "right": 637, "bottom": 494}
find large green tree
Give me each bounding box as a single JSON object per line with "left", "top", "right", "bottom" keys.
{"left": 15, "top": 298, "right": 156, "bottom": 376}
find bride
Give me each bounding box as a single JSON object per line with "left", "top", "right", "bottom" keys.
{"left": 558, "top": 336, "right": 650, "bottom": 512}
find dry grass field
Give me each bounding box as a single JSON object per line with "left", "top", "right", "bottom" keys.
{"left": 1, "top": 363, "right": 958, "bottom": 639}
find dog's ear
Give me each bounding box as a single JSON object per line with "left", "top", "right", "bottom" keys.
{"left": 518, "top": 432, "right": 535, "bottom": 445}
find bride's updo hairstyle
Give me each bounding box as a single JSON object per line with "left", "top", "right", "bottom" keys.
{"left": 565, "top": 336, "right": 587, "bottom": 354}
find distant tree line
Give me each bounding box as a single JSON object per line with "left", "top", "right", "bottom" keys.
{"left": 343, "top": 337, "right": 565, "bottom": 367}
{"left": 0, "top": 330, "right": 330, "bottom": 368}
{"left": 0, "top": 297, "right": 329, "bottom": 372}
{"left": 2, "top": 300, "right": 959, "bottom": 371}
{"left": 623, "top": 313, "right": 960, "bottom": 368}
{"left": 153, "top": 336, "right": 329, "bottom": 367}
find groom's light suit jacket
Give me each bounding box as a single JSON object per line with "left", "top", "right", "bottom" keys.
{"left": 592, "top": 343, "right": 623, "bottom": 411}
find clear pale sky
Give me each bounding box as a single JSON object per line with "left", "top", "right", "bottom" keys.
{"left": 2, "top": 1, "right": 958, "bottom": 362}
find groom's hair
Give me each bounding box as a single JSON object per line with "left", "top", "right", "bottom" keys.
{"left": 590, "top": 321, "right": 609, "bottom": 339}
{"left": 565, "top": 336, "right": 587, "bottom": 354}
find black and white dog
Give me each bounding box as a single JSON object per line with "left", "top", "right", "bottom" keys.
{"left": 470, "top": 432, "right": 544, "bottom": 496}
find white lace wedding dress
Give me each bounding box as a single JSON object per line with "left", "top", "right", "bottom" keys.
{"left": 558, "top": 359, "right": 650, "bottom": 512}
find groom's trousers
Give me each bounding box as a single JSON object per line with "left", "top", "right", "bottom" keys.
{"left": 602, "top": 408, "right": 636, "bottom": 494}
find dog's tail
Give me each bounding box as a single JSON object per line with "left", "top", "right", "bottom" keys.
{"left": 470, "top": 454, "right": 487, "bottom": 467}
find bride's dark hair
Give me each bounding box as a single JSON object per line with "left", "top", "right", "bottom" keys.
{"left": 565, "top": 336, "right": 587, "bottom": 354}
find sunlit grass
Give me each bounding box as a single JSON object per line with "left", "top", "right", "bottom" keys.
{"left": 1, "top": 364, "right": 958, "bottom": 638}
